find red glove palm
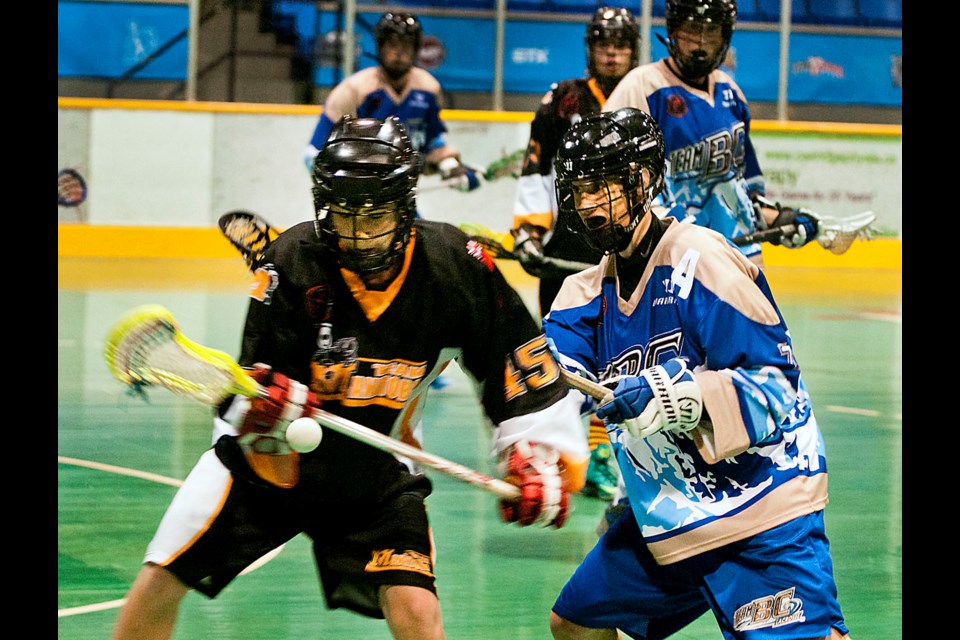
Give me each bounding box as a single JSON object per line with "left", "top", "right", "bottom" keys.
{"left": 498, "top": 441, "right": 569, "bottom": 528}
{"left": 240, "top": 364, "right": 321, "bottom": 437}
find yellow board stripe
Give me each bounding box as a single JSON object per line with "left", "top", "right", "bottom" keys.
{"left": 58, "top": 97, "right": 902, "bottom": 135}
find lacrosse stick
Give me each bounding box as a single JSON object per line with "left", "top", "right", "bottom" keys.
{"left": 58, "top": 168, "right": 87, "bottom": 208}
{"left": 218, "top": 210, "right": 281, "bottom": 272}
{"left": 104, "top": 304, "right": 521, "bottom": 500}
{"left": 559, "top": 368, "right": 609, "bottom": 401}
{"left": 483, "top": 148, "right": 526, "bottom": 181}
{"left": 459, "top": 222, "right": 595, "bottom": 273}
{"left": 734, "top": 210, "right": 877, "bottom": 255}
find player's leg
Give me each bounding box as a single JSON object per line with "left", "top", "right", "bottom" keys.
{"left": 549, "top": 613, "right": 619, "bottom": 640}
{"left": 111, "top": 564, "right": 188, "bottom": 640}
{"left": 112, "top": 445, "right": 299, "bottom": 639}
{"left": 310, "top": 473, "right": 442, "bottom": 637}
{"left": 550, "top": 503, "right": 708, "bottom": 640}
{"left": 381, "top": 584, "right": 445, "bottom": 640}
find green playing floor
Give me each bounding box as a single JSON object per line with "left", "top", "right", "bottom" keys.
{"left": 58, "top": 258, "right": 902, "bottom": 639}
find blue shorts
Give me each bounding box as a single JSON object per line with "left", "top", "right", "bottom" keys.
{"left": 552, "top": 505, "right": 849, "bottom": 639}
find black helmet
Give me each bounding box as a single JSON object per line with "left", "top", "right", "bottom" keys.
{"left": 664, "top": 0, "right": 737, "bottom": 81}
{"left": 312, "top": 115, "right": 420, "bottom": 274}
{"left": 586, "top": 6, "right": 640, "bottom": 76}
{"left": 374, "top": 11, "right": 423, "bottom": 53}
{"left": 555, "top": 108, "right": 665, "bottom": 254}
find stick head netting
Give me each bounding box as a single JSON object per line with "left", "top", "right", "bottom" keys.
{"left": 218, "top": 211, "right": 278, "bottom": 271}
{"left": 816, "top": 211, "right": 877, "bottom": 255}
{"left": 104, "top": 304, "right": 258, "bottom": 405}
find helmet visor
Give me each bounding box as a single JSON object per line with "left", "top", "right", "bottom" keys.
{"left": 570, "top": 176, "right": 634, "bottom": 251}
{"left": 325, "top": 202, "right": 403, "bottom": 272}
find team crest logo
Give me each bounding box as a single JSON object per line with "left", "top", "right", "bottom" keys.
{"left": 733, "top": 587, "right": 806, "bottom": 631}
{"left": 666, "top": 94, "right": 688, "bottom": 118}
{"left": 557, "top": 91, "right": 580, "bottom": 120}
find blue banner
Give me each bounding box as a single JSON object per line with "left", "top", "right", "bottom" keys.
{"left": 57, "top": 2, "right": 901, "bottom": 107}
{"left": 58, "top": 2, "right": 188, "bottom": 79}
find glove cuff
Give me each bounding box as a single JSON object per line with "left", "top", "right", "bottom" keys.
{"left": 438, "top": 156, "right": 461, "bottom": 179}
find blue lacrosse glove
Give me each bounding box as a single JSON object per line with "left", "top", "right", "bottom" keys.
{"left": 439, "top": 157, "right": 482, "bottom": 192}
{"left": 596, "top": 358, "right": 702, "bottom": 439}
{"left": 769, "top": 206, "right": 821, "bottom": 248}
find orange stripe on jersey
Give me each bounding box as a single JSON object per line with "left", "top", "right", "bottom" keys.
{"left": 340, "top": 229, "right": 417, "bottom": 322}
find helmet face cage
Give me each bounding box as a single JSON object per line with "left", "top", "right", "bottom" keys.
{"left": 312, "top": 116, "right": 420, "bottom": 274}
{"left": 665, "top": 0, "right": 737, "bottom": 80}
{"left": 555, "top": 108, "right": 665, "bottom": 254}
{"left": 374, "top": 12, "right": 423, "bottom": 54}
{"left": 586, "top": 6, "right": 640, "bottom": 77}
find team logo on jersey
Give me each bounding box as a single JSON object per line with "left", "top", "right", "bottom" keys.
{"left": 335, "top": 357, "right": 428, "bottom": 410}
{"left": 466, "top": 239, "right": 495, "bottom": 271}
{"left": 250, "top": 264, "right": 279, "bottom": 304}
{"left": 733, "top": 587, "right": 805, "bottom": 631}
{"left": 365, "top": 549, "right": 434, "bottom": 578}
{"left": 557, "top": 91, "right": 580, "bottom": 120}
{"left": 666, "top": 94, "right": 688, "bottom": 118}
{"left": 311, "top": 336, "right": 358, "bottom": 400}
{"left": 305, "top": 283, "right": 333, "bottom": 321}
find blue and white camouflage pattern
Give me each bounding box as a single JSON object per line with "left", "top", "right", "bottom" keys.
{"left": 543, "top": 218, "right": 829, "bottom": 565}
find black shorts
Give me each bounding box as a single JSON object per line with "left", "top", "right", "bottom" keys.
{"left": 157, "top": 438, "right": 436, "bottom": 619}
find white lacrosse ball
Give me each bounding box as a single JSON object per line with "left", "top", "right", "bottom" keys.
{"left": 286, "top": 417, "right": 323, "bottom": 453}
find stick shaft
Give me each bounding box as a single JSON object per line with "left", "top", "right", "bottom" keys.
{"left": 311, "top": 409, "right": 520, "bottom": 499}
{"left": 559, "top": 368, "right": 609, "bottom": 400}
{"left": 732, "top": 225, "right": 796, "bottom": 246}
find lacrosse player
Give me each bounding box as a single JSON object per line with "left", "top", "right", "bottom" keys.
{"left": 303, "top": 11, "right": 480, "bottom": 193}
{"left": 542, "top": 107, "right": 850, "bottom": 640}
{"left": 603, "top": 0, "right": 819, "bottom": 267}
{"left": 509, "top": 6, "right": 641, "bottom": 501}
{"left": 112, "top": 116, "right": 587, "bottom": 640}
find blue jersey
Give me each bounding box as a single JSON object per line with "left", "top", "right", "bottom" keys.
{"left": 304, "top": 66, "right": 450, "bottom": 172}
{"left": 605, "top": 59, "right": 765, "bottom": 262}
{"left": 542, "top": 218, "right": 829, "bottom": 565}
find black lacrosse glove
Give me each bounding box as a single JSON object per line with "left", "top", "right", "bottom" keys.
{"left": 511, "top": 223, "right": 551, "bottom": 278}
{"left": 769, "top": 206, "right": 821, "bottom": 248}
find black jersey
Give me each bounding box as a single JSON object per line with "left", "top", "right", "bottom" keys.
{"left": 513, "top": 77, "right": 610, "bottom": 313}
{"left": 230, "top": 219, "right": 572, "bottom": 501}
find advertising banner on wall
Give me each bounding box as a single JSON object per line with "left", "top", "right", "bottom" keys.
{"left": 57, "top": 2, "right": 189, "bottom": 80}
{"left": 752, "top": 132, "right": 902, "bottom": 237}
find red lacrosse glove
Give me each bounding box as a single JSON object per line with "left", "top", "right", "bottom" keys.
{"left": 498, "top": 440, "right": 570, "bottom": 528}
{"left": 240, "top": 363, "right": 321, "bottom": 436}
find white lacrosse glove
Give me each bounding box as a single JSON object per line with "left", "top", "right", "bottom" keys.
{"left": 596, "top": 358, "right": 702, "bottom": 439}
{"left": 439, "top": 157, "right": 482, "bottom": 192}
